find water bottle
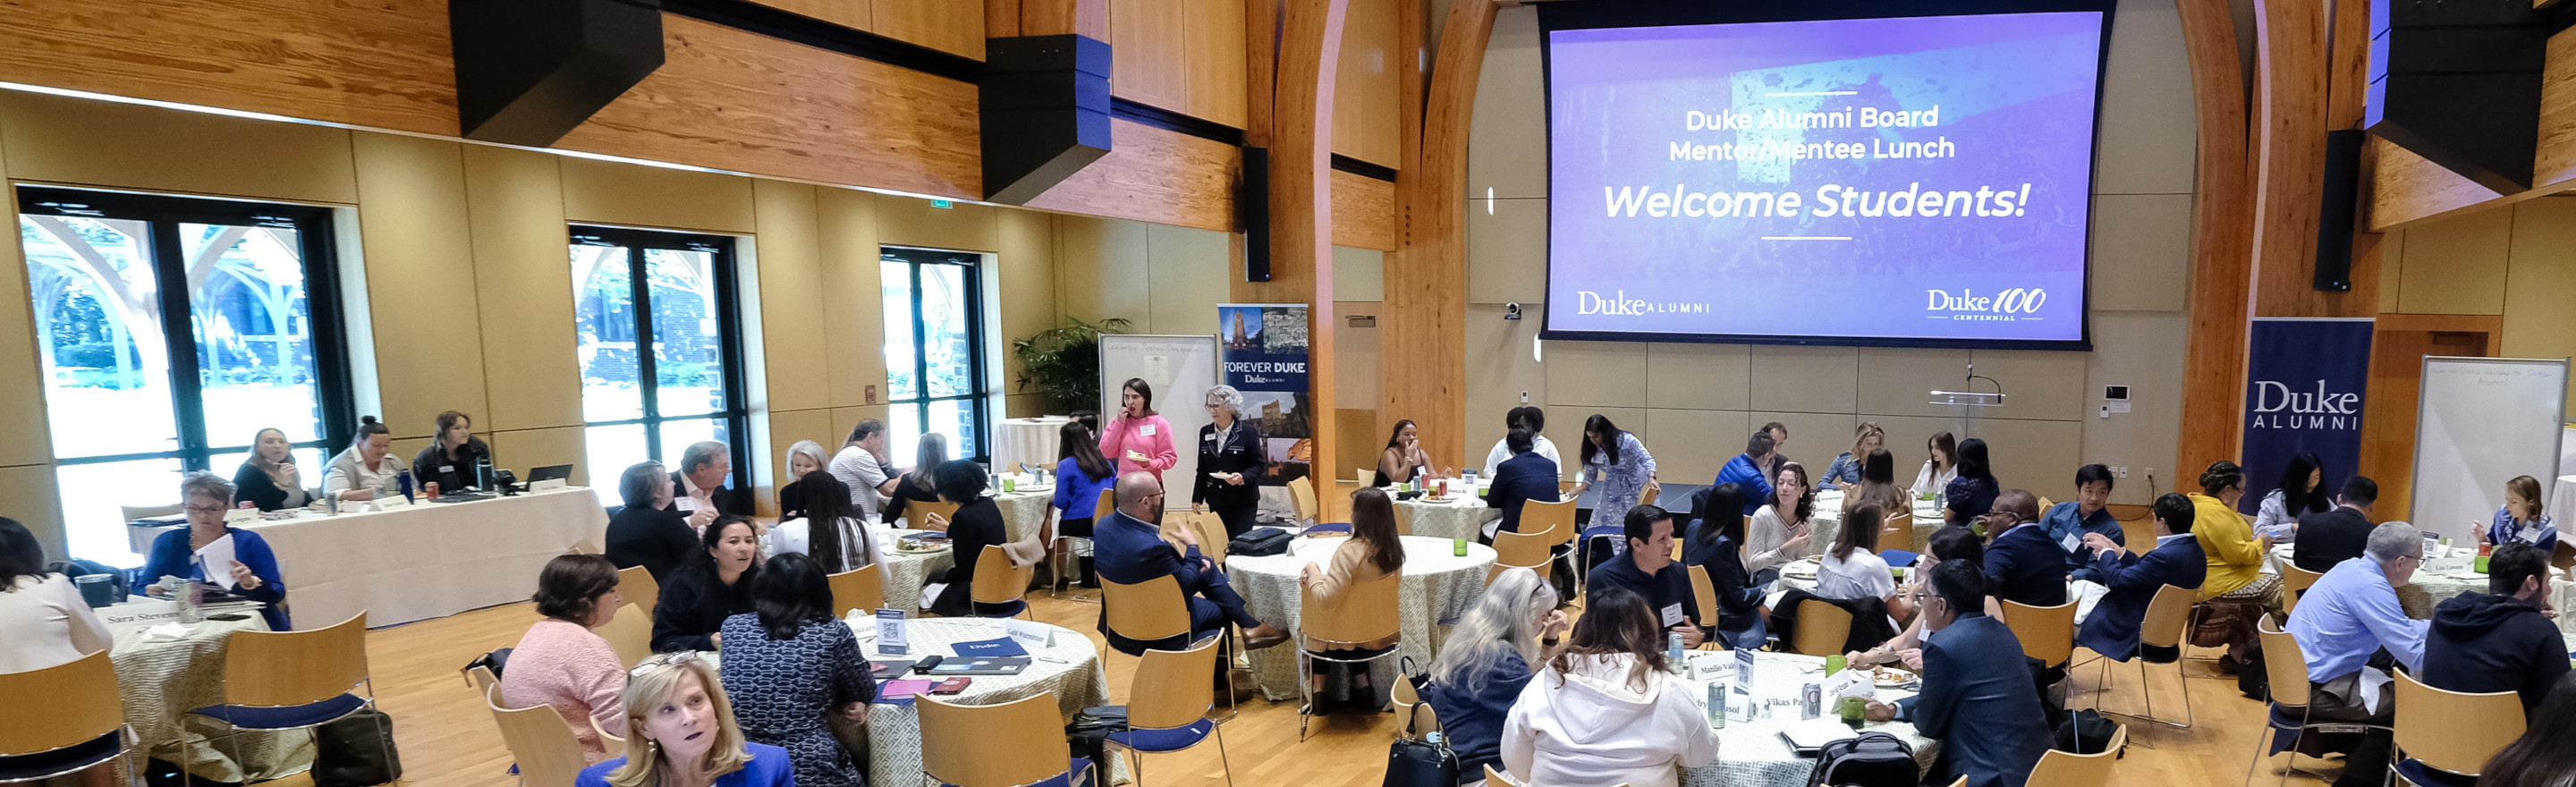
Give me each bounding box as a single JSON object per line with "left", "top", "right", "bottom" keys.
{"left": 397, "top": 470, "right": 416, "bottom": 504}
{"left": 1707, "top": 681, "right": 1726, "bottom": 729}
{"left": 476, "top": 455, "right": 494, "bottom": 489}
{"left": 1668, "top": 632, "right": 1687, "bottom": 673}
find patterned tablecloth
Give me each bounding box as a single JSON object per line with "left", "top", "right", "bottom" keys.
{"left": 873, "top": 529, "right": 956, "bottom": 614}
{"left": 1396, "top": 495, "right": 1500, "bottom": 541}
{"left": 106, "top": 610, "right": 315, "bottom": 783}
{"left": 1677, "top": 651, "right": 1936, "bottom": 787}
{"left": 2265, "top": 544, "right": 2576, "bottom": 628}
{"left": 1772, "top": 557, "right": 2105, "bottom": 625}
{"left": 1809, "top": 491, "right": 1947, "bottom": 554}
{"left": 853, "top": 617, "right": 1118, "bottom": 787}
{"left": 1225, "top": 535, "right": 1495, "bottom": 700}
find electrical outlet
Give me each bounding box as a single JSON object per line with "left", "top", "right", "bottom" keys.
{"left": 2111, "top": 466, "right": 2128, "bottom": 478}
{"left": 866, "top": 385, "right": 877, "bottom": 404}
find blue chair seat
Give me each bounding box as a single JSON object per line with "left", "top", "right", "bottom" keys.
{"left": 1106, "top": 719, "right": 1214, "bottom": 753}
{"left": 0, "top": 730, "right": 122, "bottom": 782}
{"left": 2263, "top": 703, "right": 2307, "bottom": 757}
{"left": 940, "top": 757, "right": 1092, "bottom": 787}
{"left": 2394, "top": 759, "right": 2479, "bottom": 787}
{"left": 188, "top": 693, "right": 368, "bottom": 730}
{"left": 974, "top": 598, "right": 1029, "bottom": 618}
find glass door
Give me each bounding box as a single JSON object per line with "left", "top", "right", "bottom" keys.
{"left": 880, "top": 246, "right": 987, "bottom": 464}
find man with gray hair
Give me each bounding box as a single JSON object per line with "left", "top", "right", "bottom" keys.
{"left": 669, "top": 440, "right": 753, "bottom": 518}
{"left": 2284, "top": 520, "right": 2428, "bottom": 787}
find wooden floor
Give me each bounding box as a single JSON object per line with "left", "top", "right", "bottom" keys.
{"left": 310, "top": 592, "right": 2350, "bottom": 787}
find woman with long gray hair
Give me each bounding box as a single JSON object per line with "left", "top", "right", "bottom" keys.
{"left": 1425, "top": 567, "right": 1568, "bottom": 784}
{"left": 1193, "top": 385, "right": 1267, "bottom": 537}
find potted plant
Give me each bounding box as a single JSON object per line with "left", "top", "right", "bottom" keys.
{"left": 1011, "top": 316, "right": 1132, "bottom": 414}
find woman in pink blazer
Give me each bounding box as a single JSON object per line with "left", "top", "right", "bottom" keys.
{"left": 1099, "top": 377, "right": 1179, "bottom": 480}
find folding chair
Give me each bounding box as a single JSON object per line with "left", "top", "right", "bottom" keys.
{"left": 181, "top": 612, "right": 386, "bottom": 787}
{"left": 2393, "top": 671, "right": 2524, "bottom": 786}
{"left": 970, "top": 544, "right": 1036, "bottom": 618}
{"left": 0, "top": 651, "right": 134, "bottom": 784}
{"left": 829, "top": 563, "right": 886, "bottom": 616}
{"left": 920, "top": 693, "right": 1093, "bottom": 787}
{"left": 485, "top": 683, "right": 589, "bottom": 787}
{"left": 1297, "top": 572, "right": 1402, "bottom": 740}
{"left": 1106, "top": 637, "right": 1234, "bottom": 787}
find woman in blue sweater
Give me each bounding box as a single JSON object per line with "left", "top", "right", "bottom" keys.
{"left": 1425, "top": 567, "right": 1566, "bottom": 784}
{"left": 141, "top": 472, "right": 290, "bottom": 630}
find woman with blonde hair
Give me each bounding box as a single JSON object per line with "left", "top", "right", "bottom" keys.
{"left": 2480, "top": 474, "right": 2558, "bottom": 553}
{"left": 577, "top": 653, "right": 793, "bottom": 787}
{"left": 1819, "top": 422, "right": 1884, "bottom": 491}
{"left": 774, "top": 440, "right": 831, "bottom": 520}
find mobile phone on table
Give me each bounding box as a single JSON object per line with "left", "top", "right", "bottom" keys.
{"left": 931, "top": 677, "right": 973, "bottom": 695}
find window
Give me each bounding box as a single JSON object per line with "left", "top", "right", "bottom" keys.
{"left": 570, "top": 226, "right": 748, "bottom": 496}
{"left": 880, "top": 246, "right": 988, "bottom": 462}
{"left": 18, "top": 187, "right": 353, "bottom": 563}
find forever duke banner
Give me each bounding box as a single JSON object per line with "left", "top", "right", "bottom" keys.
{"left": 1217, "top": 304, "right": 1312, "bottom": 485}
{"left": 2239, "top": 317, "right": 2373, "bottom": 520}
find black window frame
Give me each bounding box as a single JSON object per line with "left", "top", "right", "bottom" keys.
{"left": 16, "top": 185, "right": 357, "bottom": 470}
{"left": 569, "top": 224, "right": 752, "bottom": 484}
{"left": 881, "top": 245, "right": 990, "bottom": 463}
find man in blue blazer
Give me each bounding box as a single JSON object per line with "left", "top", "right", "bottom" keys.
{"left": 1981, "top": 489, "right": 2070, "bottom": 607}
{"left": 2075, "top": 493, "right": 2207, "bottom": 662}
{"left": 1092, "top": 471, "right": 1288, "bottom": 656}
{"left": 1485, "top": 427, "right": 1561, "bottom": 544}
{"left": 1868, "top": 560, "right": 2054, "bottom": 787}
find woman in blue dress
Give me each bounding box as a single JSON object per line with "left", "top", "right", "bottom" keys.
{"left": 716, "top": 552, "right": 875, "bottom": 787}
{"left": 1573, "top": 414, "right": 1658, "bottom": 534}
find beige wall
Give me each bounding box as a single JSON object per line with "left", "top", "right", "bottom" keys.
{"left": 0, "top": 91, "right": 1060, "bottom": 558}
{"left": 1453, "top": 0, "right": 2199, "bottom": 504}
{"left": 2377, "top": 197, "right": 2576, "bottom": 415}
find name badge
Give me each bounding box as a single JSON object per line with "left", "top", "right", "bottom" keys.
{"left": 1661, "top": 603, "right": 1685, "bottom": 628}
{"left": 1140, "top": 424, "right": 1157, "bottom": 436}
{"left": 438, "top": 464, "right": 454, "bottom": 473}
{"left": 2521, "top": 525, "right": 2545, "bottom": 544}
{"left": 1203, "top": 433, "right": 1217, "bottom": 443}
{"left": 2060, "top": 533, "right": 2083, "bottom": 554}
{"left": 674, "top": 496, "right": 700, "bottom": 512}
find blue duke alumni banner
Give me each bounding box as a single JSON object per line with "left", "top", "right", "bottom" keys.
{"left": 2239, "top": 317, "right": 2373, "bottom": 518}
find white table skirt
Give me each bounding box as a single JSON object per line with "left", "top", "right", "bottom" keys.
{"left": 853, "top": 617, "right": 1118, "bottom": 787}
{"left": 108, "top": 612, "right": 315, "bottom": 783}
{"left": 992, "top": 418, "right": 1072, "bottom": 478}
{"left": 127, "top": 488, "right": 611, "bottom": 628}
{"left": 1678, "top": 651, "right": 1936, "bottom": 787}
{"left": 1225, "top": 535, "right": 1496, "bottom": 700}
{"left": 1397, "top": 495, "right": 1499, "bottom": 541}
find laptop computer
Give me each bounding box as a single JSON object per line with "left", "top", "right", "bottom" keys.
{"left": 523, "top": 464, "right": 573, "bottom": 491}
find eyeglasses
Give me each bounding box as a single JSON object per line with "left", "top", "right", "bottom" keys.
{"left": 630, "top": 650, "right": 703, "bottom": 677}
{"left": 186, "top": 504, "right": 230, "bottom": 516}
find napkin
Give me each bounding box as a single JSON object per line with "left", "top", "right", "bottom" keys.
{"left": 144, "top": 622, "right": 191, "bottom": 641}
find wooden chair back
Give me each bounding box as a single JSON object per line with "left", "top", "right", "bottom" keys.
{"left": 224, "top": 611, "right": 370, "bottom": 707}
{"left": 590, "top": 713, "right": 624, "bottom": 748}
{"left": 1640, "top": 485, "right": 1659, "bottom": 505}
{"left": 1945, "top": 778, "right": 1968, "bottom": 787}
{"left": 568, "top": 539, "right": 601, "bottom": 555}
{"left": 1999, "top": 598, "right": 2079, "bottom": 667}
{"left": 2256, "top": 619, "right": 2312, "bottom": 707}
{"left": 0, "top": 650, "right": 123, "bottom": 757}
{"left": 487, "top": 683, "right": 589, "bottom": 787}
{"left": 1191, "top": 512, "right": 1231, "bottom": 563}
{"left": 1789, "top": 599, "right": 1853, "bottom": 656}
{"left": 1881, "top": 513, "right": 1912, "bottom": 553}
{"left": 1301, "top": 572, "right": 1402, "bottom": 646}
{"left": 2138, "top": 585, "right": 2197, "bottom": 651}
{"left": 1392, "top": 501, "right": 1416, "bottom": 536}
{"left": 2554, "top": 540, "right": 2575, "bottom": 571}
{"left": 1358, "top": 468, "right": 1377, "bottom": 487}
{"left": 1092, "top": 488, "right": 1116, "bottom": 523}
{"left": 828, "top": 564, "right": 886, "bottom": 615}
{"left": 120, "top": 503, "right": 183, "bottom": 521}
{"left": 464, "top": 664, "right": 498, "bottom": 694}
{"left": 920, "top": 692, "right": 1074, "bottom": 787}
{"left": 1491, "top": 528, "right": 1554, "bottom": 581}
{"left": 1391, "top": 672, "right": 1434, "bottom": 739}
{"left": 911, "top": 500, "right": 963, "bottom": 530}
{"left": 1690, "top": 564, "right": 1722, "bottom": 630}
{"left": 2027, "top": 723, "right": 2124, "bottom": 783}
{"left": 2038, "top": 496, "right": 2054, "bottom": 512}
{"left": 1521, "top": 499, "right": 1578, "bottom": 547}
{"left": 2394, "top": 670, "right": 2526, "bottom": 775}
{"left": 1102, "top": 574, "right": 1194, "bottom": 642}
{"left": 616, "top": 565, "right": 660, "bottom": 617}
{"left": 2280, "top": 564, "right": 2326, "bottom": 615}
{"left": 1289, "top": 477, "right": 1319, "bottom": 525}
{"left": 1129, "top": 637, "right": 1219, "bottom": 731}
{"left": 970, "top": 545, "right": 1034, "bottom": 607}
{"left": 595, "top": 603, "right": 654, "bottom": 669}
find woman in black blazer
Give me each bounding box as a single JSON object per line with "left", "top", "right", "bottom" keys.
{"left": 1193, "top": 385, "right": 1267, "bottom": 538}
{"left": 924, "top": 460, "right": 1019, "bottom": 617}
{"left": 232, "top": 427, "right": 311, "bottom": 511}
{"left": 605, "top": 461, "right": 699, "bottom": 582}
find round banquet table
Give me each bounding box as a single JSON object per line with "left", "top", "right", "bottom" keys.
{"left": 991, "top": 417, "right": 1072, "bottom": 477}
{"left": 1770, "top": 556, "right": 2106, "bottom": 626}
{"left": 870, "top": 528, "right": 957, "bottom": 614}
{"left": 107, "top": 609, "right": 315, "bottom": 783}
{"left": 2267, "top": 545, "right": 2576, "bottom": 625}
{"left": 1227, "top": 535, "right": 1496, "bottom": 700}
{"left": 1676, "top": 651, "right": 1936, "bottom": 787}
{"left": 1395, "top": 493, "right": 1499, "bottom": 541}
{"left": 1809, "top": 491, "right": 1946, "bottom": 554}
{"left": 814, "top": 617, "right": 1121, "bottom": 787}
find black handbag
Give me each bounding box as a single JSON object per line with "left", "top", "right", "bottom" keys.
{"left": 311, "top": 707, "right": 402, "bottom": 787}
{"left": 2053, "top": 707, "right": 2123, "bottom": 755}
{"left": 1806, "top": 731, "right": 1915, "bottom": 787}
{"left": 1064, "top": 705, "right": 1129, "bottom": 776}
{"left": 1229, "top": 528, "right": 1292, "bottom": 557}
{"left": 1382, "top": 733, "right": 1460, "bottom": 787}
{"left": 462, "top": 647, "right": 513, "bottom": 681}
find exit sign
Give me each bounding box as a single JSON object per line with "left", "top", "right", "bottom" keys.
{"left": 931, "top": 199, "right": 953, "bottom": 209}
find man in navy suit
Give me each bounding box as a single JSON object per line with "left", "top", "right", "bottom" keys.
{"left": 1485, "top": 427, "right": 1561, "bottom": 544}
{"left": 1868, "top": 560, "right": 2055, "bottom": 787}
{"left": 1092, "top": 471, "right": 1288, "bottom": 656}
{"left": 2075, "top": 492, "right": 2207, "bottom": 662}
{"left": 1981, "top": 489, "right": 2070, "bottom": 607}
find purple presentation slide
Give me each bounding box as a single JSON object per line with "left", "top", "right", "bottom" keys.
{"left": 1544, "top": 13, "right": 2104, "bottom": 344}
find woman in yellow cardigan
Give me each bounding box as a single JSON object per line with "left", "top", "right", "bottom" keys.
{"left": 2190, "top": 461, "right": 2276, "bottom": 602}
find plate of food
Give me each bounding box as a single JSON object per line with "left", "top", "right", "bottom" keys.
{"left": 1782, "top": 558, "right": 1823, "bottom": 580}
{"left": 1868, "top": 666, "right": 1918, "bottom": 690}
{"left": 894, "top": 536, "right": 952, "bottom": 554}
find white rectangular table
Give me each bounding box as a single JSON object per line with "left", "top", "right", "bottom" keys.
{"left": 133, "top": 487, "right": 609, "bottom": 627}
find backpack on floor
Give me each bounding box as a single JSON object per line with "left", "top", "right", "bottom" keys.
{"left": 1806, "top": 731, "right": 1916, "bottom": 787}
{"left": 1063, "top": 706, "right": 1128, "bottom": 774}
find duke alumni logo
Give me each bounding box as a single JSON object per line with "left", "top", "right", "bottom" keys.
{"left": 1575, "top": 290, "right": 1710, "bottom": 316}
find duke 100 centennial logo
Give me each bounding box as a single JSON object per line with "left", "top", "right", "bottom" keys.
{"left": 1925, "top": 288, "right": 2046, "bottom": 322}
{"left": 1575, "top": 290, "right": 1712, "bottom": 316}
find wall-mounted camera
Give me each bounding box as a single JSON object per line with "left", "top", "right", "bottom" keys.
{"left": 1504, "top": 302, "right": 1522, "bottom": 320}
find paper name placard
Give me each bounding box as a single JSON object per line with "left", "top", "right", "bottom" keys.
{"left": 1004, "top": 618, "right": 1054, "bottom": 647}
{"left": 225, "top": 508, "right": 258, "bottom": 524}
{"left": 1731, "top": 649, "right": 1758, "bottom": 722}
{"left": 876, "top": 609, "right": 908, "bottom": 656}
{"left": 530, "top": 478, "right": 568, "bottom": 492}
{"left": 100, "top": 599, "right": 186, "bottom": 628}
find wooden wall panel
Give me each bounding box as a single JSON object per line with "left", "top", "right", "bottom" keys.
{"left": 461, "top": 146, "right": 585, "bottom": 433}
{"left": 2375, "top": 140, "right": 2512, "bottom": 230}
{"left": 0, "top": 149, "right": 46, "bottom": 471}
{"left": 816, "top": 189, "right": 890, "bottom": 410}
{"left": 1025, "top": 118, "right": 1240, "bottom": 232}
{"left": 0, "top": 91, "right": 359, "bottom": 205}
{"left": 1235, "top": 0, "right": 1349, "bottom": 481}
{"left": 872, "top": 0, "right": 986, "bottom": 60}
{"left": 2172, "top": 0, "right": 2257, "bottom": 486}
{"left": 352, "top": 133, "right": 489, "bottom": 439}
{"left": 2245, "top": 0, "right": 2334, "bottom": 317}
{"left": 1333, "top": 0, "right": 1402, "bottom": 167}
{"left": 1332, "top": 170, "right": 1395, "bottom": 250}
{"left": 555, "top": 14, "right": 982, "bottom": 201}
{"left": 0, "top": 0, "right": 455, "bottom": 136}
{"left": 1184, "top": 0, "right": 1250, "bottom": 129}
{"left": 559, "top": 157, "right": 758, "bottom": 233}
{"left": 750, "top": 180, "right": 833, "bottom": 415}
{"left": 1111, "top": 0, "right": 1188, "bottom": 112}
{"left": 751, "top": 0, "right": 871, "bottom": 29}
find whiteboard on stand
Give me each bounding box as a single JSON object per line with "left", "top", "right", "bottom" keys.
{"left": 2410, "top": 357, "right": 2569, "bottom": 544}
{"left": 1098, "top": 334, "right": 1220, "bottom": 511}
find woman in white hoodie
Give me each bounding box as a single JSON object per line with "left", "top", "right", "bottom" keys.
{"left": 1500, "top": 588, "right": 1718, "bottom": 787}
